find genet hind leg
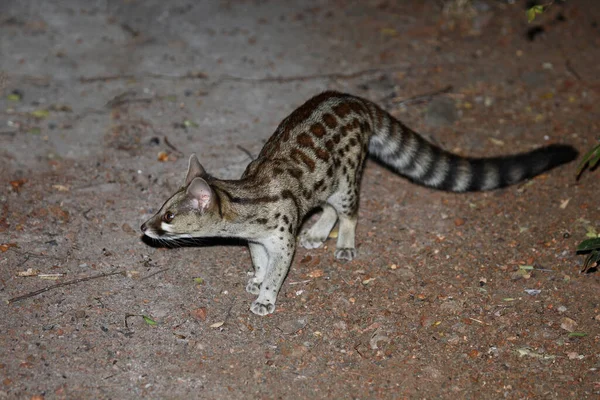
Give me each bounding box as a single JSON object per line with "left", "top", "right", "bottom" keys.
{"left": 299, "top": 204, "right": 338, "bottom": 249}
{"left": 327, "top": 189, "right": 359, "bottom": 261}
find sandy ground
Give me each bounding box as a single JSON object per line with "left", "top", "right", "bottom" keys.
{"left": 1, "top": 0, "right": 599, "bottom": 398}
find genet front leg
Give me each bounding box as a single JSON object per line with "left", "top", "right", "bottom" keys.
{"left": 246, "top": 242, "right": 268, "bottom": 295}
{"left": 250, "top": 234, "right": 296, "bottom": 316}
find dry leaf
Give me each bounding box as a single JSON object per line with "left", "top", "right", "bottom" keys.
{"left": 308, "top": 269, "right": 324, "bottom": 278}
{"left": 0, "top": 243, "right": 18, "bottom": 252}
{"left": 191, "top": 307, "right": 207, "bottom": 321}
{"left": 17, "top": 268, "right": 39, "bottom": 277}
{"left": 157, "top": 151, "right": 169, "bottom": 162}
{"left": 560, "top": 317, "right": 577, "bottom": 332}
{"left": 52, "top": 184, "right": 70, "bottom": 192}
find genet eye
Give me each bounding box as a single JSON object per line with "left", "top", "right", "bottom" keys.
{"left": 163, "top": 211, "right": 175, "bottom": 223}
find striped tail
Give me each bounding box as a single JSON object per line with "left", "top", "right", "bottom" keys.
{"left": 368, "top": 114, "right": 578, "bottom": 192}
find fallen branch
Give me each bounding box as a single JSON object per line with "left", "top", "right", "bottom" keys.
{"left": 80, "top": 75, "right": 136, "bottom": 83}
{"left": 79, "top": 64, "right": 411, "bottom": 86}
{"left": 140, "top": 267, "right": 170, "bottom": 281}
{"left": 391, "top": 85, "right": 453, "bottom": 106}
{"left": 218, "top": 64, "right": 410, "bottom": 84}
{"left": 565, "top": 60, "right": 582, "bottom": 81}
{"left": 223, "top": 296, "right": 238, "bottom": 325}
{"left": 237, "top": 145, "right": 255, "bottom": 160}
{"left": 7, "top": 269, "right": 125, "bottom": 304}
{"left": 164, "top": 136, "right": 184, "bottom": 156}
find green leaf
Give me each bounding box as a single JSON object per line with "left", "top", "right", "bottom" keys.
{"left": 7, "top": 93, "right": 21, "bottom": 101}
{"left": 193, "top": 277, "right": 204, "bottom": 284}
{"left": 142, "top": 315, "right": 157, "bottom": 325}
{"left": 30, "top": 109, "right": 50, "bottom": 118}
{"left": 576, "top": 143, "right": 600, "bottom": 176}
{"left": 533, "top": 5, "right": 544, "bottom": 13}
{"left": 586, "top": 226, "right": 598, "bottom": 237}
{"left": 183, "top": 120, "right": 199, "bottom": 128}
{"left": 526, "top": 5, "right": 545, "bottom": 23}
{"left": 583, "top": 251, "right": 600, "bottom": 272}
{"left": 28, "top": 127, "right": 41, "bottom": 135}
{"left": 588, "top": 148, "right": 600, "bottom": 169}
{"left": 519, "top": 265, "right": 534, "bottom": 270}
{"left": 526, "top": 8, "right": 537, "bottom": 23}
{"left": 576, "top": 238, "right": 600, "bottom": 252}
{"left": 568, "top": 332, "right": 587, "bottom": 338}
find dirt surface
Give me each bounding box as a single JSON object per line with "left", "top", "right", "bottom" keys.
{"left": 1, "top": 0, "right": 599, "bottom": 398}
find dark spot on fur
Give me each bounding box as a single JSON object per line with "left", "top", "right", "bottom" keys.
{"left": 280, "top": 92, "right": 340, "bottom": 134}
{"left": 314, "top": 179, "right": 324, "bottom": 192}
{"left": 375, "top": 106, "right": 384, "bottom": 129}
{"left": 350, "top": 102, "right": 367, "bottom": 116}
{"left": 315, "top": 148, "right": 329, "bottom": 161}
{"left": 325, "top": 139, "right": 334, "bottom": 151}
{"left": 333, "top": 102, "right": 351, "bottom": 118}
{"left": 282, "top": 215, "right": 290, "bottom": 224}
{"left": 297, "top": 132, "right": 314, "bottom": 148}
{"left": 287, "top": 168, "right": 303, "bottom": 180}
{"left": 290, "top": 149, "right": 316, "bottom": 172}
{"left": 323, "top": 113, "right": 338, "bottom": 129}
{"left": 310, "top": 123, "right": 326, "bottom": 138}
{"left": 230, "top": 195, "right": 280, "bottom": 205}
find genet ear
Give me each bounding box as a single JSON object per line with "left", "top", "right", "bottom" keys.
{"left": 184, "top": 154, "right": 207, "bottom": 186}
{"left": 186, "top": 177, "right": 212, "bottom": 210}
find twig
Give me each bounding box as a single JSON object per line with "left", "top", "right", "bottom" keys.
{"left": 164, "top": 136, "right": 184, "bottom": 156}
{"left": 391, "top": 85, "right": 453, "bottom": 106}
{"left": 80, "top": 75, "right": 135, "bottom": 83}
{"left": 565, "top": 60, "right": 582, "bottom": 81}
{"left": 7, "top": 269, "right": 125, "bottom": 304}
{"left": 223, "top": 296, "right": 237, "bottom": 325}
{"left": 218, "top": 64, "right": 409, "bottom": 83}
{"left": 236, "top": 145, "right": 255, "bottom": 160}
{"left": 140, "top": 267, "right": 170, "bottom": 281}
{"left": 288, "top": 279, "right": 312, "bottom": 285}
{"left": 79, "top": 64, "right": 410, "bottom": 86}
